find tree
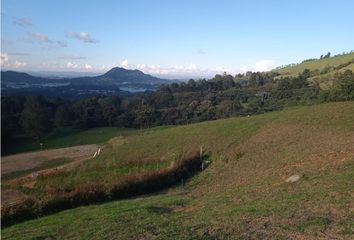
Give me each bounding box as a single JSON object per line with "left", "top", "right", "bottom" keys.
{"left": 324, "top": 52, "right": 331, "bottom": 59}
{"left": 54, "top": 104, "right": 72, "bottom": 128}
{"left": 134, "top": 104, "right": 156, "bottom": 129}
{"left": 299, "top": 69, "right": 311, "bottom": 80}
{"left": 72, "top": 97, "right": 103, "bottom": 129}
{"left": 20, "top": 96, "right": 52, "bottom": 140}
{"left": 154, "top": 85, "right": 174, "bottom": 108}
{"left": 332, "top": 70, "right": 354, "bottom": 100}
{"left": 99, "top": 96, "right": 121, "bottom": 125}
{"left": 1, "top": 96, "right": 25, "bottom": 142}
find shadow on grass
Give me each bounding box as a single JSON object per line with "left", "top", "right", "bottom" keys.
{"left": 2, "top": 151, "right": 209, "bottom": 228}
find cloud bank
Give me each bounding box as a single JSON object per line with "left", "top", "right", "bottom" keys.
{"left": 1, "top": 53, "right": 28, "bottom": 68}
{"left": 115, "top": 59, "right": 276, "bottom": 78}
{"left": 2, "top": 52, "right": 276, "bottom": 78}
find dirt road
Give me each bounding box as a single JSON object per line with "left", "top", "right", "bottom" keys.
{"left": 1, "top": 144, "right": 102, "bottom": 207}
{"left": 1, "top": 144, "right": 100, "bottom": 176}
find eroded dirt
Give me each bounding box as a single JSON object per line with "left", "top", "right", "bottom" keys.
{"left": 1, "top": 144, "right": 102, "bottom": 207}
{"left": 1, "top": 144, "right": 100, "bottom": 175}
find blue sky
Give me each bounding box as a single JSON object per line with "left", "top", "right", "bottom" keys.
{"left": 1, "top": 0, "right": 354, "bottom": 78}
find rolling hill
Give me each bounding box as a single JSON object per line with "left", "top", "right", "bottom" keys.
{"left": 2, "top": 101, "right": 354, "bottom": 239}
{"left": 274, "top": 52, "right": 354, "bottom": 89}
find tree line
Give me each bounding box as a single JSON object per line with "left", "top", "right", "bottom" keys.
{"left": 2, "top": 69, "right": 353, "bottom": 144}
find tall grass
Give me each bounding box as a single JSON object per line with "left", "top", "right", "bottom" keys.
{"left": 1, "top": 151, "right": 202, "bottom": 227}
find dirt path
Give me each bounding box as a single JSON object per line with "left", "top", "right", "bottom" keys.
{"left": 1, "top": 189, "right": 28, "bottom": 207}
{"left": 1, "top": 144, "right": 100, "bottom": 176}
{"left": 1, "top": 144, "right": 103, "bottom": 207}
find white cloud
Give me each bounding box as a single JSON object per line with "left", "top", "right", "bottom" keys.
{"left": 37, "top": 62, "right": 105, "bottom": 72}
{"left": 14, "top": 60, "right": 27, "bottom": 68}
{"left": 137, "top": 63, "right": 146, "bottom": 69}
{"left": 84, "top": 63, "right": 92, "bottom": 70}
{"left": 111, "top": 60, "right": 219, "bottom": 78}
{"left": 3, "top": 54, "right": 276, "bottom": 77}
{"left": 13, "top": 17, "right": 33, "bottom": 27}
{"left": 1, "top": 53, "right": 9, "bottom": 65}
{"left": 67, "top": 62, "right": 78, "bottom": 69}
{"left": 100, "top": 65, "right": 108, "bottom": 71}
{"left": 1, "top": 53, "right": 28, "bottom": 68}
{"left": 187, "top": 63, "right": 197, "bottom": 70}
{"left": 236, "top": 60, "right": 276, "bottom": 73}
{"left": 67, "top": 32, "right": 99, "bottom": 43}
{"left": 124, "top": 60, "right": 276, "bottom": 78}
{"left": 253, "top": 60, "right": 275, "bottom": 72}
{"left": 120, "top": 59, "right": 129, "bottom": 68}
{"left": 240, "top": 66, "right": 249, "bottom": 72}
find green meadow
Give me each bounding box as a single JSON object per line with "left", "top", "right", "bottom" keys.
{"left": 3, "top": 102, "right": 354, "bottom": 239}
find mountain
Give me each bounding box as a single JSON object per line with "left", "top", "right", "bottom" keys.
{"left": 1, "top": 71, "right": 61, "bottom": 84}
{"left": 69, "top": 67, "right": 170, "bottom": 87}
{"left": 1, "top": 67, "right": 171, "bottom": 98}
{"left": 101, "top": 67, "right": 168, "bottom": 85}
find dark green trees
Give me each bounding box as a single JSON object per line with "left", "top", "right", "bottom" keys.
{"left": 2, "top": 67, "right": 352, "bottom": 143}
{"left": 332, "top": 70, "right": 354, "bottom": 100}
{"left": 20, "top": 96, "right": 52, "bottom": 140}
{"left": 1, "top": 96, "right": 25, "bottom": 142}
{"left": 54, "top": 104, "right": 72, "bottom": 128}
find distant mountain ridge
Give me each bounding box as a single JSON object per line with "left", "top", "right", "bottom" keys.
{"left": 1, "top": 67, "right": 172, "bottom": 98}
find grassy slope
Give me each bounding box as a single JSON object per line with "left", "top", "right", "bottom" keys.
{"left": 274, "top": 52, "right": 354, "bottom": 77}
{"left": 309, "top": 62, "right": 354, "bottom": 90}
{"left": 3, "top": 102, "right": 354, "bottom": 239}
{"left": 274, "top": 52, "right": 354, "bottom": 90}
{"left": 3, "top": 127, "right": 146, "bottom": 156}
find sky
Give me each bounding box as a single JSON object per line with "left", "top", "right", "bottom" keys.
{"left": 1, "top": 0, "right": 354, "bottom": 78}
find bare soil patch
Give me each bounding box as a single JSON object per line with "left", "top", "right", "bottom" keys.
{"left": 1, "top": 144, "right": 100, "bottom": 176}
{"left": 1, "top": 144, "right": 101, "bottom": 208}
{"left": 1, "top": 189, "right": 28, "bottom": 207}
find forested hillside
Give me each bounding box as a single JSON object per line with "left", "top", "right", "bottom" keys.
{"left": 2, "top": 55, "right": 354, "bottom": 151}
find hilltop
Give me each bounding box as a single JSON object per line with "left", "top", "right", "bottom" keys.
{"left": 2, "top": 102, "right": 354, "bottom": 239}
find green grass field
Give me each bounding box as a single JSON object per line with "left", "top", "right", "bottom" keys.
{"left": 2, "top": 102, "right": 354, "bottom": 239}
{"left": 274, "top": 52, "right": 354, "bottom": 77}
{"left": 308, "top": 62, "right": 354, "bottom": 89}
{"left": 2, "top": 126, "right": 173, "bottom": 156}
{"left": 273, "top": 52, "right": 354, "bottom": 90}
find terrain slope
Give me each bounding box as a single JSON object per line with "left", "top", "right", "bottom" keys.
{"left": 2, "top": 102, "right": 354, "bottom": 239}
